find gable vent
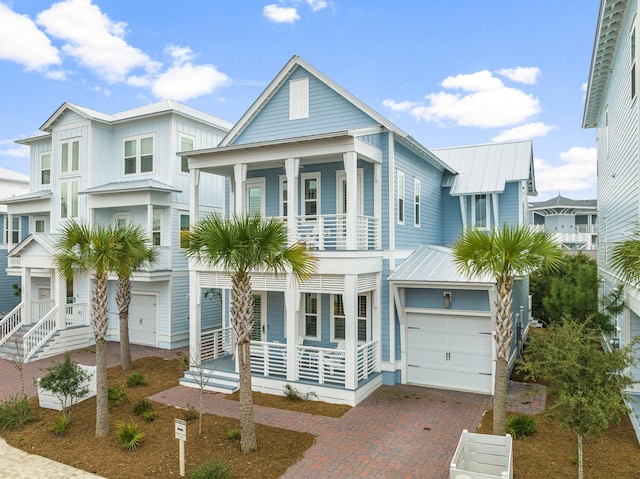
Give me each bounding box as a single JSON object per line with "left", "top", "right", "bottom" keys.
{"left": 289, "top": 77, "right": 309, "bottom": 120}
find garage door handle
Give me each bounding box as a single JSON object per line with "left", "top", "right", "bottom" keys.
{"left": 479, "top": 372, "right": 492, "bottom": 375}
{"left": 408, "top": 327, "right": 419, "bottom": 330}
{"left": 479, "top": 332, "right": 492, "bottom": 335}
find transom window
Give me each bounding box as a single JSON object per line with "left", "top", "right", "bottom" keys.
{"left": 304, "top": 293, "right": 319, "bottom": 339}
{"left": 332, "top": 294, "right": 370, "bottom": 342}
{"left": 179, "top": 135, "right": 194, "bottom": 173}
{"left": 61, "top": 139, "right": 79, "bottom": 174}
{"left": 124, "top": 136, "right": 154, "bottom": 175}
{"left": 40, "top": 152, "right": 51, "bottom": 186}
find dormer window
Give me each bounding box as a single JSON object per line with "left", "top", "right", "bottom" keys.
{"left": 289, "top": 77, "right": 309, "bottom": 120}
{"left": 124, "top": 136, "right": 154, "bottom": 175}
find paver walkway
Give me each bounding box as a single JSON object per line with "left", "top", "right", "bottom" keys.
{"left": 0, "top": 343, "right": 546, "bottom": 479}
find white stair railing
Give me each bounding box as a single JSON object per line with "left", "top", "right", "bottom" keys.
{"left": 22, "top": 306, "right": 59, "bottom": 362}
{"left": 0, "top": 302, "right": 24, "bottom": 347}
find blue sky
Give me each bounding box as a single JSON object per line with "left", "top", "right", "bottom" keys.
{"left": 0, "top": 0, "right": 599, "bottom": 200}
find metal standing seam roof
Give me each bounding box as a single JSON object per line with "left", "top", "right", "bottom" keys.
{"left": 529, "top": 195, "right": 597, "bottom": 211}
{"left": 387, "top": 245, "right": 494, "bottom": 284}
{"left": 8, "top": 233, "right": 58, "bottom": 258}
{"left": 80, "top": 179, "right": 180, "bottom": 195}
{"left": 0, "top": 190, "right": 52, "bottom": 204}
{"left": 432, "top": 141, "right": 535, "bottom": 196}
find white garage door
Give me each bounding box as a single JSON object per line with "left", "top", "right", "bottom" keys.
{"left": 407, "top": 313, "right": 493, "bottom": 394}
{"left": 128, "top": 294, "right": 157, "bottom": 346}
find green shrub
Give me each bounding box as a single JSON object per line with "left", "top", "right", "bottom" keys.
{"left": 108, "top": 385, "right": 128, "bottom": 407}
{"left": 133, "top": 398, "right": 153, "bottom": 416}
{"left": 506, "top": 413, "right": 537, "bottom": 439}
{"left": 0, "top": 395, "right": 34, "bottom": 431}
{"left": 125, "top": 372, "right": 147, "bottom": 388}
{"left": 189, "top": 458, "right": 234, "bottom": 479}
{"left": 51, "top": 415, "right": 70, "bottom": 436}
{"left": 38, "top": 352, "right": 91, "bottom": 419}
{"left": 283, "top": 383, "right": 318, "bottom": 402}
{"left": 141, "top": 410, "right": 158, "bottom": 423}
{"left": 117, "top": 421, "right": 144, "bottom": 451}
{"left": 226, "top": 428, "right": 241, "bottom": 440}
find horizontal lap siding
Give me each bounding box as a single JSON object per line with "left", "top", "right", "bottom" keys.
{"left": 0, "top": 251, "right": 19, "bottom": 312}
{"left": 235, "top": 67, "right": 377, "bottom": 145}
{"left": 442, "top": 187, "right": 463, "bottom": 245}
{"left": 405, "top": 288, "right": 490, "bottom": 311}
{"left": 393, "top": 142, "right": 443, "bottom": 249}
{"left": 498, "top": 182, "right": 520, "bottom": 225}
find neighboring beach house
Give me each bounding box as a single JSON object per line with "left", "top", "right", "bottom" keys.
{"left": 583, "top": 0, "right": 640, "bottom": 440}
{"left": 529, "top": 195, "right": 598, "bottom": 254}
{"left": 0, "top": 167, "right": 29, "bottom": 314}
{"left": 0, "top": 101, "right": 231, "bottom": 361}
{"left": 181, "top": 55, "right": 537, "bottom": 406}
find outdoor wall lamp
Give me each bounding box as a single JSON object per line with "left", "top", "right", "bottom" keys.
{"left": 443, "top": 291, "right": 452, "bottom": 309}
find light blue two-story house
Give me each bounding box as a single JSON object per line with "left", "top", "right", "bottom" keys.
{"left": 583, "top": 0, "right": 640, "bottom": 440}
{"left": 0, "top": 167, "right": 29, "bottom": 314}
{"left": 181, "top": 56, "right": 536, "bottom": 405}
{"left": 0, "top": 101, "right": 231, "bottom": 361}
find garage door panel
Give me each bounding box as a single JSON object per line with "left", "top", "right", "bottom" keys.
{"left": 407, "top": 364, "right": 449, "bottom": 388}
{"left": 129, "top": 294, "right": 157, "bottom": 346}
{"left": 448, "top": 367, "right": 493, "bottom": 393}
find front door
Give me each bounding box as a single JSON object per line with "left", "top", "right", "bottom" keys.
{"left": 251, "top": 293, "right": 267, "bottom": 342}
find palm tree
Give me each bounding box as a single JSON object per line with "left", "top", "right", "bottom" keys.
{"left": 183, "top": 213, "right": 316, "bottom": 453}
{"left": 54, "top": 220, "right": 120, "bottom": 437}
{"left": 611, "top": 227, "right": 640, "bottom": 286}
{"left": 113, "top": 224, "right": 157, "bottom": 371}
{"left": 452, "top": 223, "right": 564, "bottom": 435}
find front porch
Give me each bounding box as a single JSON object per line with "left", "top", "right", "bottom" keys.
{"left": 181, "top": 325, "right": 381, "bottom": 406}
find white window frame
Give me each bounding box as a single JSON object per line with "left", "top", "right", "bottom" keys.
{"left": 245, "top": 177, "right": 266, "bottom": 216}
{"left": 397, "top": 170, "right": 405, "bottom": 225}
{"left": 472, "top": 194, "right": 490, "bottom": 229}
{"left": 152, "top": 208, "right": 162, "bottom": 246}
{"left": 124, "top": 134, "right": 155, "bottom": 175}
{"left": 10, "top": 215, "right": 20, "bottom": 245}
{"left": 304, "top": 292, "right": 320, "bottom": 340}
{"left": 301, "top": 172, "right": 320, "bottom": 221}
{"left": 279, "top": 175, "right": 288, "bottom": 217}
{"left": 179, "top": 134, "right": 195, "bottom": 174}
{"left": 40, "top": 151, "right": 51, "bottom": 187}
{"left": 289, "top": 77, "right": 309, "bottom": 120}
{"left": 414, "top": 178, "right": 421, "bottom": 227}
{"left": 34, "top": 216, "right": 46, "bottom": 234}
{"left": 330, "top": 293, "right": 370, "bottom": 343}
{"left": 113, "top": 213, "right": 130, "bottom": 229}
{"left": 180, "top": 214, "right": 190, "bottom": 248}
{"left": 60, "top": 180, "right": 79, "bottom": 219}
{"left": 60, "top": 139, "right": 80, "bottom": 175}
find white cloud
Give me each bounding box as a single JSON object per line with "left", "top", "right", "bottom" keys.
{"left": 496, "top": 67, "right": 540, "bottom": 85}
{"left": 0, "top": 139, "right": 29, "bottom": 158}
{"left": 491, "top": 122, "right": 557, "bottom": 142}
{"left": 0, "top": 4, "right": 60, "bottom": 71}
{"left": 307, "top": 0, "right": 328, "bottom": 12}
{"left": 166, "top": 45, "right": 195, "bottom": 66}
{"left": 263, "top": 4, "right": 300, "bottom": 23}
{"left": 36, "top": 0, "right": 160, "bottom": 83}
{"left": 152, "top": 63, "right": 231, "bottom": 101}
{"left": 441, "top": 70, "right": 504, "bottom": 92}
{"left": 534, "top": 147, "right": 597, "bottom": 197}
{"left": 382, "top": 99, "right": 418, "bottom": 112}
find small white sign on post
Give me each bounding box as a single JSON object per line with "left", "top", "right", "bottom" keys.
{"left": 175, "top": 419, "right": 187, "bottom": 477}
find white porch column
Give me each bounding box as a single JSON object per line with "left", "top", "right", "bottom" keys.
{"left": 55, "top": 273, "right": 67, "bottom": 330}
{"left": 285, "top": 273, "right": 299, "bottom": 381}
{"left": 188, "top": 270, "right": 201, "bottom": 366}
{"left": 22, "top": 267, "right": 32, "bottom": 325}
{"left": 374, "top": 162, "right": 382, "bottom": 250}
{"left": 343, "top": 274, "right": 358, "bottom": 389}
{"left": 233, "top": 163, "right": 247, "bottom": 215}
{"left": 343, "top": 151, "right": 358, "bottom": 250}
{"left": 285, "top": 158, "right": 300, "bottom": 244}
{"left": 189, "top": 168, "right": 200, "bottom": 223}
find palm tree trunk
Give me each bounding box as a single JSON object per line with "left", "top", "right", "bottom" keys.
{"left": 231, "top": 272, "right": 257, "bottom": 453}
{"left": 493, "top": 277, "right": 514, "bottom": 436}
{"left": 117, "top": 276, "right": 132, "bottom": 371}
{"left": 93, "top": 273, "right": 109, "bottom": 437}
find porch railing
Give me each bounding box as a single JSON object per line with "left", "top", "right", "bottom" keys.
{"left": 294, "top": 214, "right": 379, "bottom": 251}
{"left": 23, "top": 306, "right": 59, "bottom": 362}
{"left": 357, "top": 340, "right": 378, "bottom": 382}
{"left": 32, "top": 299, "right": 55, "bottom": 323}
{"left": 250, "top": 341, "right": 287, "bottom": 378}
{"left": 201, "top": 326, "right": 234, "bottom": 362}
{"left": 7, "top": 257, "right": 20, "bottom": 267}
{"left": 143, "top": 245, "right": 171, "bottom": 271}
{"left": 65, "top": 303, "right": 89, "bottom": 327}
{"left": 0, "top": 302, "right": 23, "bottom": 347}
{"left": 297, "top": 345, "right": 347, "bottom": 386}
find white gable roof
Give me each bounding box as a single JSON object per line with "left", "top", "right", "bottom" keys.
{"left": 432, "top": 141, "right": 536, "bottom": 196}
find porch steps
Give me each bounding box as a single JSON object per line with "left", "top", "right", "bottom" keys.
{"left": 0, "top": 325, "right": 30, "bottom": 360}
{"left": 179, "top": 368, "right": 239, "bottom": 394}
{"left": 29, "top": 325, "right": 94, "bottom": 362}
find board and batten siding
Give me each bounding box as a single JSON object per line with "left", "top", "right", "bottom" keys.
{"left": 393, "top": 142, "right": 443, "bottom": 249}
{"left": 28, "top": 138, "right": 52, "bottom": 191}
{"left": 497, "top": 182, "right": 521, "bottom": 226}
{"left": 405, "top": 288, "right": 490, "bottom": 311}
{"left": 234, "top": 66, "right": 378, "bottom": 145}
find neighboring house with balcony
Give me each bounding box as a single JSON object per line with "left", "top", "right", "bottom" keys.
{"left": 180, "top": 55, "right": 536, "bottom": 406}
{"left": 583, "top": 0, "right": 640, "bottom": 440}
{"left": 0, "top": 101, "right": 231, "bottom": 361}
{"left": 0, "top": 167, "right": 29, "bottom": 314}
{"left": 529, "top": 195, "right": 598, "bottom": 255}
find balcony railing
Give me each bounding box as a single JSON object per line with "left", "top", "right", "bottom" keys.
{"left": 294, "top": 214, "right": 379, "bottom": 251}
{"left": 141, "top": 245, "right": 171, "bottom": 272}
{"left": 65, "top": 303, "right": 89, "bottom": 327}
{"left": 32, "top": 299, "right": 54, "bottom": 323}
{"left": 201, "top": 326, "right": 234, "bottom": 362}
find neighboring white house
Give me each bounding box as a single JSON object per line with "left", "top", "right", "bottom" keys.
{"left": 583, "top": 0, "right": 640, "bottom": 441}
{"left": 0, "top": 167, "right": 29, "bottom": 313}
{"left": 529, "top": 195, "right": 597, "bottom": 254}
{"left": 0, "top": 101, "right": 231, "bottom": 361}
